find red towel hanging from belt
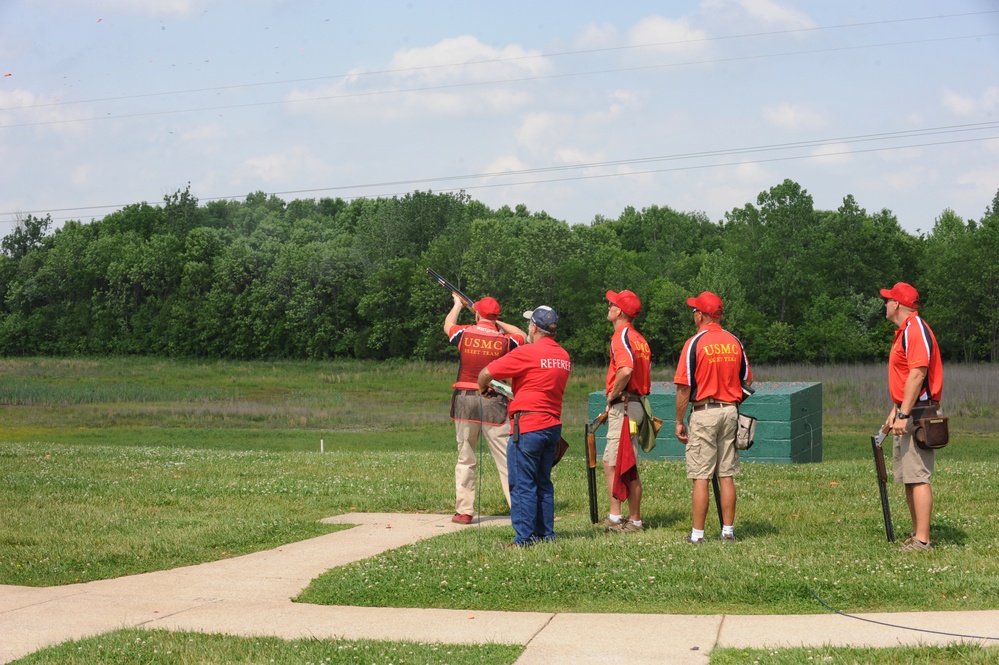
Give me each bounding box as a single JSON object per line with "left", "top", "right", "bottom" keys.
{"left": 612, "top": 415, "right": 638, "bottom": 500}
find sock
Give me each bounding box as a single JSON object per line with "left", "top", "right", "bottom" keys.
{"left": 629, "top": 520, "right": 643, "bottom": 527}
{"left": 608, "top": 514, "right": 623, "bottom": 523}
{"left": 722, "top": 525, "right": 734, "bottom": 537}
{"left": 691, "top": 528, "right": 705, "bottom": 541}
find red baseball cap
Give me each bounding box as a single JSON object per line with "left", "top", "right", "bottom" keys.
{"left": 606, "top": 290, "right": 641, "bottom": 318}
{"left": 474, "top": 296, "right": 501, "bottom": 319}
{"left": 879, "top": 282, "right": 920, "bottom": 309}
{"left": 687, "top": 291, "right": 724, "bottom": 318}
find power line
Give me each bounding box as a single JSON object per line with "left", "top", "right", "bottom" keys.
{"left": 5, "top": 123, "right": 995, "bottom": 221}
{"left": 2, "top": 32, "right": 996, "bottom": 129}
{"left": 5, "top": 9, "right": 996, "bottom": 112}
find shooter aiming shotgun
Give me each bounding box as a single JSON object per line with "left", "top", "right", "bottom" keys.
{"left": 586, "top": 412, "right": 608, "bottom": 524}
{"left": 871, "top": 424, "right": 895, "bottom": 542}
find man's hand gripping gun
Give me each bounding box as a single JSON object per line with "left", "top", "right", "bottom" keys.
{"left": 871, "top": 424, "right": 895, "bottom": 543}
{"left": 586, "top": 412, "right": 608, "bottom": 524}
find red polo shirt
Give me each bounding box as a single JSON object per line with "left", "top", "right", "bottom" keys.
{"left": 605, "top": 323, "right": 652, "bottom": 396}
{"left": 674, "top": 323, "right": 751, "bottom": 403}
{"left": 888, "top": 312, "right": 943, "bottom": 404}
{"left": 485, "top": 336, "right": 571, "bottom": 434}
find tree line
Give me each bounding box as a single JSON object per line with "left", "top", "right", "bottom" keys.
{"left": 2, "top": 180, "right": 997, "bottom": 364}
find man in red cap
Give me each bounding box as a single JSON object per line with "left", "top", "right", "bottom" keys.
{"left": 601, "top": 289, "right": 652, "bottom": 533}
{"left": 444, "top": 294, "right": 526, "bottom": 524}
{"left": 674, "top": 291, "right": 752, "bottom": 543}
{"left": 879, "top": 282, "right": 944, "bottom": 551}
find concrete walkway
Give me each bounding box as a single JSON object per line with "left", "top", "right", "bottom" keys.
{"left": 1, "top": 513, "right": 996, "bottom": 664}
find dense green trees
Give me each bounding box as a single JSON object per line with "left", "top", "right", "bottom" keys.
{"left": 1, "top": 182, "right": 996, "bottom": 364}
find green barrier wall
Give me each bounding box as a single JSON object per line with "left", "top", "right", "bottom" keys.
{"left": 587, "top": 381, "right": 822, "bottom": 464}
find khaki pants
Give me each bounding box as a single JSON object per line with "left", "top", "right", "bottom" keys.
{"left": 685, "top": 404, "right": 740, "bottom": 479}
{"left": 603, "top": 401, "right": 644, "bottom": 464}
{"left": 455, "top": 419, "right": 511, "bottom": 515}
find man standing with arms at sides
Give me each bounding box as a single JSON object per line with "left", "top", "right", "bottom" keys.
{"left": 445, "top": 294, "right": 526, "bottom": 524}
{"left": 602, "top": 290, "right": 652, "bottom": 534}
{"left": 674, "top": 292, "right": 752, "bottom": 543}
{"left": 478, "top": 306, "right": 571, "bottom": 548}
{"left": 880, "top": 282, "right": 944, "bottom": 551}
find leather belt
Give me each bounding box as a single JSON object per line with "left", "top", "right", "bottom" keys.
{"left": 610, "top": 392, "right": 642, "bottom": 405}
{"left": 692, "top": 402, "right": 734, "bottom": 412}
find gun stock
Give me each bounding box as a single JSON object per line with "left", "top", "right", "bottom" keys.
{"left": 426, "top": 268, "right": 476, "bottom": 314}
{"left": 871, "top": 424, "right": 895, "bottom": 542}
{"left": 586, "top": 412, "right": 607, "bottom": 524}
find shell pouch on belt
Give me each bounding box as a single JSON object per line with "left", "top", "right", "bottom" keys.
{"left": 913, "top": 415, "right": 949, "bottom": 450}
{"left": 735, "top": 412, "right": 757, "bottom": 451}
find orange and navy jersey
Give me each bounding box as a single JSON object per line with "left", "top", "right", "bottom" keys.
{"left": 605, "top": 323, "right": 652, "bottom": 396}
{"left": 888, "top": 312, "right": 943, "bottom": 404}
{"left": 673, "top": 323, "right": 751, "bottom": 403}
{"left": 448, "top": 323, "right": 523, "bottom": 390}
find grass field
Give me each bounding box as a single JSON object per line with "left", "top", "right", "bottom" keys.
{"left": 3, "top": 358, "right": 998, "bottom": 663}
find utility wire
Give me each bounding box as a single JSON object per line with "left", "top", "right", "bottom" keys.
{"left": 6, "top": 9, "right": 997, "bottom": 112}
{"left": 2, "top": 32, "right": 995, "bottom": 129}
{"left": 3, "top": 122, "right": 996, "bottom": 220}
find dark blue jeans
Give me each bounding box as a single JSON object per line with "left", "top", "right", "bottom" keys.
{"left": 507, "top": 425, "right": 560, "bottom": 545}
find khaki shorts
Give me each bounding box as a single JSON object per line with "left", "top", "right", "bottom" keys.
{"left": 892, "top": 404, "right": 938, "bottom": 485}
{"left": 685, "top": 405, "right": 739, "bottom": 480}
{"left": 603, "top": 401, "right": 643, "bottom": 465}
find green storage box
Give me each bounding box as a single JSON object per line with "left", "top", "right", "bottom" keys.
{"left": 587, "top": 381, "right": 822, "bottom": 464}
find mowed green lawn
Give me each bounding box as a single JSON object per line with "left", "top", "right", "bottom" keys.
{"left": 2, "top": 358, "right": 998, "bottom": 619}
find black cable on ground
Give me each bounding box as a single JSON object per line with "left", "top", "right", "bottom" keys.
{"left": 806, "top": 585, "right": 999, "bottom": 642}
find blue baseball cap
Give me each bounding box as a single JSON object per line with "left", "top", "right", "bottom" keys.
{"left": 523, "top": 306, "right": 558, "bottom": 333}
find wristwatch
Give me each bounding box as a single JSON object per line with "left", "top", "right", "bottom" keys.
{"left": 896, "top": 410, "right": 910, "bottom": 420}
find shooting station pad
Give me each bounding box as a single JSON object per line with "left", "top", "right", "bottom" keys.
{"left": 587, "top": 381, "right": 822, "bottom": 464}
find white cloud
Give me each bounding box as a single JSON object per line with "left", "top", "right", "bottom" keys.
{"left": 236, "top": 147, "right": 326, "bottom": 184}
{"left": 942, "top": 86, "right": 999, "bottom": 117}
{"left": 575, "top": 22, "right": 619, "bottom": 49}
{"left": 286, "top": 36, "right": 546, "bottom": 117}
{"left": 811, "top": 142, "right": 852, "bottom": 165}
{"left": 628, "top": 15, "right": 709, "bottom": 55}
{"left": 71, "top": 164, "right": 93, "bottom": 187}
{"left": 388, "top": 35, "right": 551, "bottom": 84}
{"left": 30, "top": 0, "right": 207, "bottom": 17}
{"left": 762, "top": 103, "right": 827, "bottom": 131}
{"left": 734, "top": 0, "right": 816, "bottom": 29}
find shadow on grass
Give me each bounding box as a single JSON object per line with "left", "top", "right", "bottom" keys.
{"left": 932, "top": 523, "right": 969, "bottom": 547}
{"left": 732, "top": 519, "right": 779, "bottom": 539}
{"left": 642, "top": 510, "right": 687, "bottom": 530}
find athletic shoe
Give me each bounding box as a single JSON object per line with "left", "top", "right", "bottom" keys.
{"left": 607, "top": 521, "right": 644, "bottom": 533}
{"left": 495, "top": 541, "right": 522, "bottom": 549}
{"left": 595, "top": 516, "right": 624, "bottom": 528}
{"left": 719, "top": 533, "right": 737, "bottom": 542}
{"left": 451, "top": 513, "right": 473, "bottom": 525}
{"left": 900, "top": 538, "right": 934, "bottom": 551}
{"left": 684, "top": 534, "right": 705, "bottom": 544}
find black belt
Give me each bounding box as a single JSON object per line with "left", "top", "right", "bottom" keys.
{"left": 692, "top": 402, "right": 734, "bottom": 412}
{"left": 610, "top": 392, "right": 643, "bottom": 405}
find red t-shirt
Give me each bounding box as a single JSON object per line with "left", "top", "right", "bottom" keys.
{"left": 448, "top": 323, "right": 523, "bottom": 390}
{"left": 673, "top": 323, "right": 751, "bottom": 403}
{"left": 605, "top": 323, "right": 652, "bottom": 396}
{"left": 888, "top": 312, "right": 943, "bottom": 404}
{"left": 485, "top": 336, "right": 571, "bottom": 434}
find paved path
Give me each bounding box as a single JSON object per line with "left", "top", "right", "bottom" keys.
{"left": 1, "top": 513, "right": 996, "bottom": 664}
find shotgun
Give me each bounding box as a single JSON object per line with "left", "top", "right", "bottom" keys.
{"left": 871, "top": 424, "right": 895, "bottom": 542}
{"left": 586, "top": 412, "right": 608, "bottom": 524}
{"left": 426, "top": 268, "right": 476, "bottom": 314}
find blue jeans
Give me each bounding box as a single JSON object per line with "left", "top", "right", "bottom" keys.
{"left": 507, "top": 425, "right": 560, "bottom": 545}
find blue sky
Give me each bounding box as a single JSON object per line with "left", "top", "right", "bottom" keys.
{"left": 1, "top": 0, "right": 997, "bottom": 237}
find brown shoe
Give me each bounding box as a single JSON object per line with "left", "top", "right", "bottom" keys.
{"left": 900, "top": 538, "right": 934, "bottom": 551}
{"left": 595, "top": 516, "right": 624, "bottom": 528}
{"left": 607, "top": 521, "right": 644, "bottom": 533}
{"left": 684, "top": 534, "right": 705, "bottom": 544}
